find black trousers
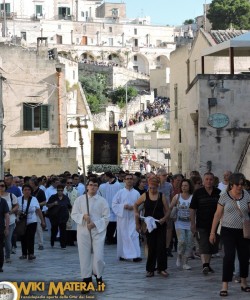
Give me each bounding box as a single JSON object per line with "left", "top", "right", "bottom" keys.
{"left": 51, "top": 221, "right": 66, "bottom": 248}
{"left": 221, "top": 226, "right": 250, "bottom": 282}
{"left": 21, "top": 222, "right": 37, "bottom": 256}
{"left": 0, "top": 232, "right": 4, "bottom": 268}
{"left": 106, "top": 222, "right": 117, "bottom": 244}
{"left": 146, "top": 224, "right": 167, "bottom": 272}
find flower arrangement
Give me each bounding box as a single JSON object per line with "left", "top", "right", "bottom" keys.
{"left": 88, "top": 164, "right": 123, "bottom": 173}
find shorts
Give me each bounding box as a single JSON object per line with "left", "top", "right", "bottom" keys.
{"left": 196, "top": 228, "right": 219, "bottom": 255}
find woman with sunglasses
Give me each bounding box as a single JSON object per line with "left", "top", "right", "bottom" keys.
{"left": 210, "top": 173, "right": 250, "bottom": 297}
{"left": 17, "top": 184, "right": 45, "bottom": 260}
{"left": 0, "top": 180, "right": 18, "bottom": 263}
{"left": 47, "top": 184, "right": 72, "bottom": 249}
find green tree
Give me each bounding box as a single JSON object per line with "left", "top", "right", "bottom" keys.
{"left": 109, "top": 86, "right": 138, "bottom": 107}
{"left": 183, "top": 19, "right": 194, "bottom": 25}
{"left": 79, "top": 73, "right": 108, "bottom": 113}
{"left": 207, "top": 0, "right": 250, "bottom": 30}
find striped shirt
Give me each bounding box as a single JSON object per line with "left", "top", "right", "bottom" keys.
{"left": 219, "top": 190, "right": 250, "bottom": 229}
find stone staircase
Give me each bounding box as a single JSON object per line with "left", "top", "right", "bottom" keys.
{"left": 120, "top": 151, "right": 140, "bottom": 172}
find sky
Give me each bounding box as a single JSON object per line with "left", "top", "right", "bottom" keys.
{"left": 107, "top": 0, "right": 212, "bottom": 26}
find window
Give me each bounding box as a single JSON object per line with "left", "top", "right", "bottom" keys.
{"left": 23, "top": 103, "right": 49, "bottom": 131}
{"left": 134, "top": 55, "right": 137, "bottom": 61}
{"left": 134, "top": 28, "right": 137, "bottom": 35}
{"left": 36, "top": 5, "right": 43, "bottom": 17}
{"left": 179, "top": 128, "right": 182, "bottom": 143}
{"left": 174, "top": 84, "right": 178, "bottom": 120}
{"left": 108, "top": 54, "right": 112, "bottom": 60}
{"left": 58, "top": 7, "right": 70, "bottom": 19}
{"left": 178, "top": 152, "right": 182, "bottom": 173}
{"left": 58, "top": 24, "right": 61, "bottom": 30}
{"left": 109, "top": 27, "right": 112, "bottom": 33}
{"left": 21, "top": 32, "right": 26, "bottom": 41}
{"left": 0, "top": 3, "right": 10, "bottom": 16}
{"left": 81, "top": 12, "right": 84, "bottom": 17}
{"left": 73, "top": 70, "right": 75, "bottom": 80}
{"left": 108, "top": 38, "right": 113, "bottom": 46}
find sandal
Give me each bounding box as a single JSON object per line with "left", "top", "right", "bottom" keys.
{"left": 159, "top": 270, "right": 169, "bottom": 277}
{"left": 146, "top": 272, "right": 154, "bottom": 277}
{"left": 219, "top": 290, "right": 228, "bottom": 297}
{"left": 19, "top": 255, "right": 27, "bottom": 260}
{"left": 241, "top": 286, "right": 250, "bottom": 292}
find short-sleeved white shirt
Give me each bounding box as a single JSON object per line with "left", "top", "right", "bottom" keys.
{"left": 17, "top": 196, "right": 40, "bottom": 225}
{"left": 2, "top": 193, "right": 18, "bottom": 225}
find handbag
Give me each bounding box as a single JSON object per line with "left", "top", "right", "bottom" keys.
{"left": 234, "top": 200, "right": 250, "bottom": 239}
{"left": 170, "top": 194, "right": 180, "bottom": 221}
{"left": 15, "top": 196, "right": 32, "bottom": 237}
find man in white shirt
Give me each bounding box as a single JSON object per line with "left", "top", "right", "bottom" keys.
{"left": 112, "top": 173, "right": 141, "bottom": 262}
{"left": 71, "top": 178, "right": 110, "bottom": 291}
{"left": 98, "top": 172, "right": 122, "bottom": 244}
{"left": 218, "top": 171, "right": 232, "bottom": 194}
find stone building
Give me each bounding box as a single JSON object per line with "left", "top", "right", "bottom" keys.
{"left": 0, "top": 38, "right": 91, "bottom": 175}
{"left": 0, "top": 0, "right": 176, "bottom": 97}
{"left": 170, "top": 29, "right": 250, "bottom": 178}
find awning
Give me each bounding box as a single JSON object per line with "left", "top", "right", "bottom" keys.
{"left": 201, "top": 31, "right": 250, "bottom": 74}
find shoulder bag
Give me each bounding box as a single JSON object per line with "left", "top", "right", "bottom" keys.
{"left": 15, "top": 196, "right": 32, "bottom": 237}
{"left": 234, "top": 200, "right": 250, "bottom": 239}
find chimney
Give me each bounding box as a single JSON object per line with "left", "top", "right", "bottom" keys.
{"left": 37, "top": 37, "right": 48, "bottom": 58}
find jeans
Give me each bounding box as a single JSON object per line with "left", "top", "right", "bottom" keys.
{"left": 175, "top": 228, "right": 193, "bottom": 257}
{"left": 5, "top": 223, "right": 15, "bottom": 259}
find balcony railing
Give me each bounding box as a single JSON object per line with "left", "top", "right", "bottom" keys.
{"left": 0, "top": 12, "right": 17, "bottom": 20}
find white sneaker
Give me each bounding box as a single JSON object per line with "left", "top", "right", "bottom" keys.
{"left": 183, "top": 264, "right": 192, "bottom": 270}
{"left": 176, "top": 255, "right": 182, "bottom": 268}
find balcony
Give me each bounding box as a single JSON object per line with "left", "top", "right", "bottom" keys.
{"left": 0, "top": 12, "right": 17, "bottom": 20}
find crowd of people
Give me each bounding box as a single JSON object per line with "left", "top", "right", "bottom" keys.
{"left": 112, "top": 97, "right": 170, "bottom": 131}
{"left": 81, "top": 59, "right": 120, "bottom": 68}
{"left": 0, "top": 169, "right": 249, "bottom": 297}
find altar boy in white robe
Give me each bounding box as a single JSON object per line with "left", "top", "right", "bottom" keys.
{"left": 71, "top": 178, "right": 110, "bottom": 288}
{"left": 112, "top": 173, "right": 142, "bottom": 262}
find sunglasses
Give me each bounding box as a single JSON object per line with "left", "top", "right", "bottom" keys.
{"left": 88, "top": 184, "right": 98, "bottom": 187}
{"left": 235, "top": 183, "right": 245, "bottom": 186}
{"left": 0, "top": 184, "right": 5, "bottom": 187}
{"left": 66, "top": 182, "right": 73, "bottom": 184}
{"left": 57, "top": 189, "right": 64, "bottom": 192}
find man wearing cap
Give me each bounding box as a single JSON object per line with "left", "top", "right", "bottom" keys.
{"left": 98, "top": 171, "right": 122, "bottom": 244}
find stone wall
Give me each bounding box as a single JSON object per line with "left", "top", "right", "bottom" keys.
{"left": 78, "top": 64, "right": 150, "bottom": 90}
{"left": 10, "top": 148, "right": 78, "bottom": 176}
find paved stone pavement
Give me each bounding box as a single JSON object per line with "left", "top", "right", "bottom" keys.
{"left": 1, "top": 231, "right": 250, "bottom": 300}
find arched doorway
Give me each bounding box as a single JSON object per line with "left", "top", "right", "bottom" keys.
{"left": 109, "top": 111, "right": 115, "bottom": 130}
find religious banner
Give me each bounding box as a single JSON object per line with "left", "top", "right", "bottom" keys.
{"left": 91, "top": 131, "right": 121, "bottom": 165}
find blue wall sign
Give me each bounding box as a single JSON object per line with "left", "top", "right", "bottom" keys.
{"left": 208, "top": 113, "right": 229, "bottom": 128}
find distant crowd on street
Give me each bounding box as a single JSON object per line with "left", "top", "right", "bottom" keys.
{"left": 0, "top": 169, "right": 250, "bottom": 297}
{"left": 109, "top": 97, "right": 170, "bottom": 131}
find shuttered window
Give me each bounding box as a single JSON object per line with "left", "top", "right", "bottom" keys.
{"left": 23, "top": 103, "right": 49, "bottom": 131}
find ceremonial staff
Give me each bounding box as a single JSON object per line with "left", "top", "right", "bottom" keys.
{"left": 70, "top": 116, "right": 93, "bottom": 253}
